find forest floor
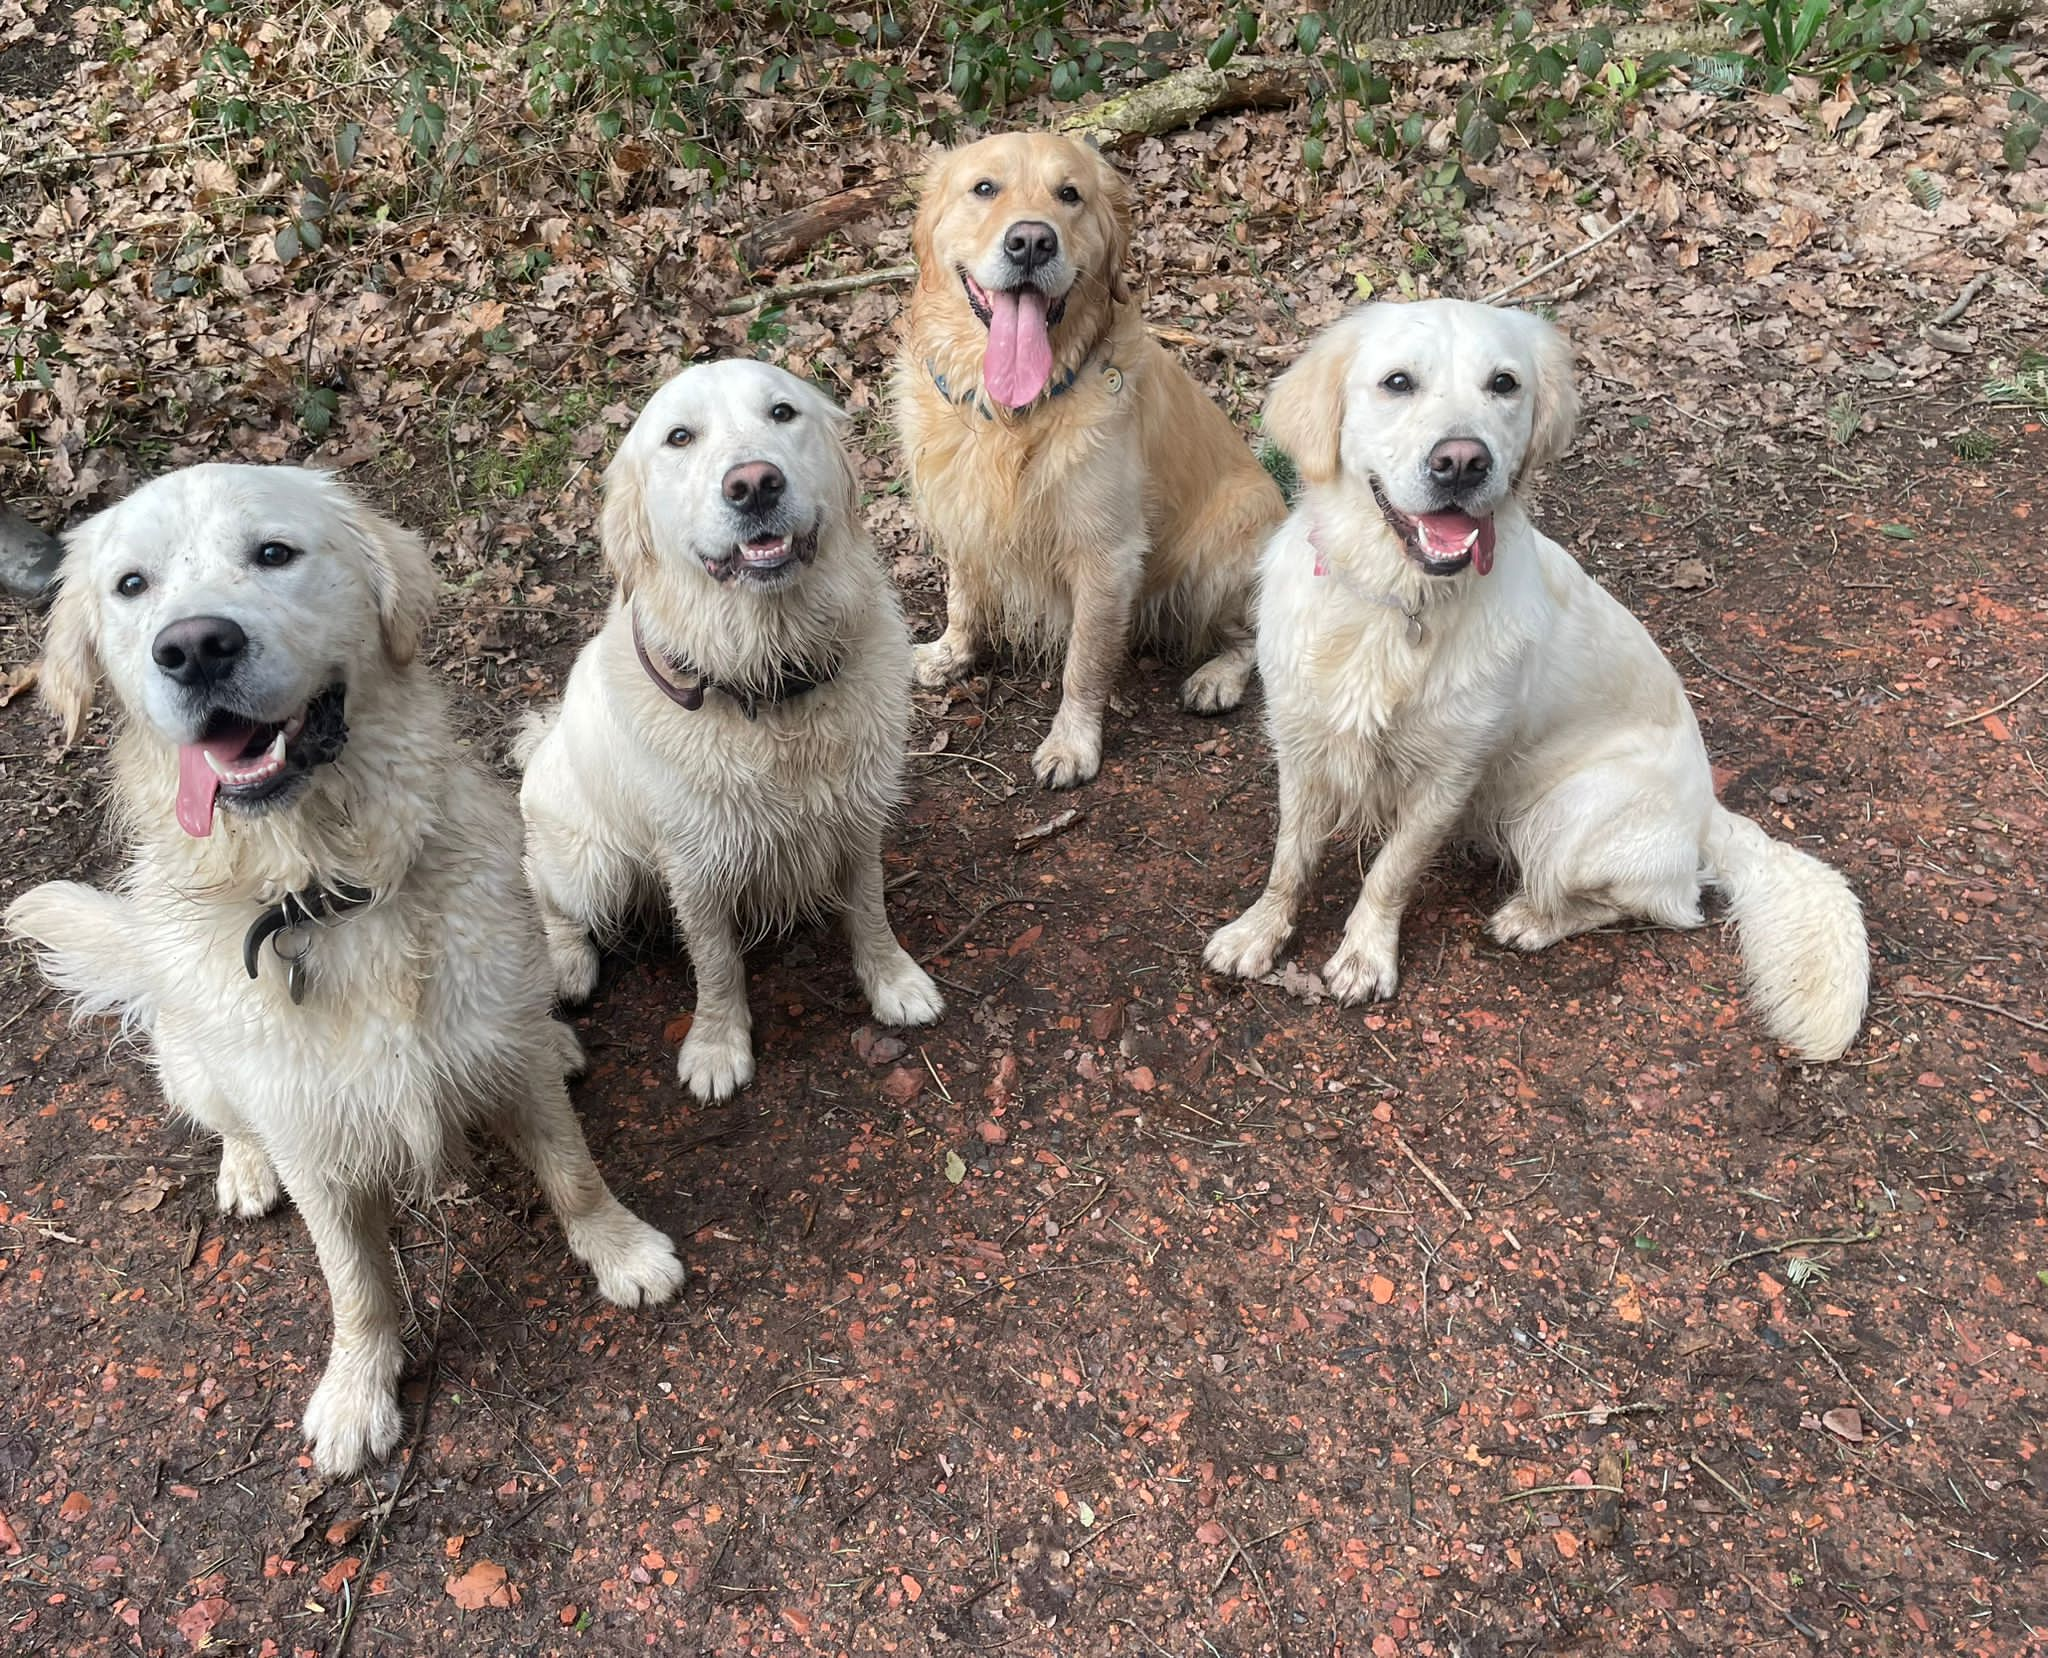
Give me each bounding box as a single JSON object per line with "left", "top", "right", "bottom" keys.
{"left": 2, "top": 2, "right": 2046, "bottom": 1655}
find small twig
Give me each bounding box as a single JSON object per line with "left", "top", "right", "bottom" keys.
{"left": 713, "top": 262, "right": 915, "bottom": 317}
{"left": 930, "top": 895, "right": 1034, "bottom": 961}
{"left": 1208, "top": 1519, "right": 1288, "bottom": 1649}
{"left": 1932, "top": 270, "right": 1994, "bottom": 328}
{"left": 1897, "top": 987, "right": 2048, "bottom": 1036}
{"left": 1392, "top": 1131, "right": 1472, "bottom": 1223}
{"left": 1712, "top": 1227, "right": 1881, "bottom": 1278}
{"left": 11, "top": 136, "right": 220, "bottom": 176}
{"left": 1803, "top": 1330, "right": 1901, "bottom": 1435}
{"left": 1942, "top": 667, "right": 2048, "bottom": 729}
{"left": 1481, "top": 211, "right": 1642, "bottom": 305}
{"left": 1499, "top": 1483, "right": 1626, "bottom": 1502}
{"left": 1678, "top": 632, "right": 1814, "bottom": 721}
{"left": 1686, "top": 1450, "right": 1757, "bottom": 1512}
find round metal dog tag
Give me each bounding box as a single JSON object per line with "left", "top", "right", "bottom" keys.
{"left": 1102, "top": 366, "right": 1124, "bottom": 396}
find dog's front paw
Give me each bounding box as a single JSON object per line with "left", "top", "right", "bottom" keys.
{"left": 301, "top": 1355, "right": 404, "bottom": 1477}
{"left": 1204, "top": 903, "right": 1291, "bottom": 981}
{"left": 573, "top": 1206, "right": 687, "bottom": 1308}
{"left": 546, "top": 929, "right": 600, "bottom": 1005}
{"left": 1323, "top": 932, "right": 1400, "bottom": 1005}
{"left": 1180, "top": 654, "right": 1251, "bottom": 716}
{"left": 864, "top": 951, "right": 945, "bottom": 1028}
{"left": 1032, "top": 728, "right": 1102, "bottom": 791}
{"left": 913, "top": 637, "right": 973, "bottom": 690}
{"left": 216, "top": 1138, "right": 282, "bottom": 1219}
{"left": 678, "top": 1022, "right": 754, "bottom": 1102}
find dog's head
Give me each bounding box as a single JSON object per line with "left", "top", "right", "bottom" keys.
{"left": 1265, "top": 299, "right": 1578, "bottom": 578}
{"left": 601, "top": 360, "right": 857, "bottom": 602}
{"left": 41, "top": 464, "right": 434, "bottom": 837}
{"left": 910, "top": 131, "right": 1131, "bottom": 411}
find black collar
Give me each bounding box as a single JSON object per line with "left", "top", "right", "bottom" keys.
{"left": 243, "top": 879, "right": 375, "bottom": 1003}
{"left": 925, "top": 351, "right": 1120, "bottom": 420}
{"left": 631, "top": 607, "right": 840, "bottom": 720}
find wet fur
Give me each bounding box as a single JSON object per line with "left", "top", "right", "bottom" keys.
{"left": 1207, "top": 300, "right": 1868, "bottom": 1062}
{"left": 4, "top": 464, "right": 684, "bottom": 1477}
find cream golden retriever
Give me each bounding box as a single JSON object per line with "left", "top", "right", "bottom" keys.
{"left": 1205, "top": 300, "right": 1868, "bottom": 1061}
{"left": 4, "top": 464, "right": 684, "bottom": 1476}
{"left": 518, "top": 360, "right": 943, "bottom": 1103}
{"left": 893, "top": 131, "right": 1286, "bottom": 789}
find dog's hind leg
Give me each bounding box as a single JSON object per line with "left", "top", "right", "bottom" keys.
{"left": 522, "top": 815, "right": 635, "bottom": 1006}
{"left": 1180, "top": 620, "right": 1255, "bottom": 716}
{"left": 840, "top": 849, "right": 944, "bottom": 1029}
{"left": 493, "top": 1069, "right": 684, "bottom": 1307}
{"left": 289, "top": 1173, "right": 406, "bottom": 1476}
{"left": 913, "top": 562, "right": 992, "bottom": 689}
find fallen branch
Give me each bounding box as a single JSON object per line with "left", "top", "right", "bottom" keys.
{"left": 1931, "top": 269, "right": 1996, "bottom": 328}
{"left": 737, "top": 178, "right": 902, "bottom": 273}
{"left": 1392, "top": 1131, "right": 1472, "bottom": 1222}
{"left": 1057, "top": 3, "right": 2042, "bottom": 148}
{"left": 712, "top": 262, "right": 914, "bottom": 318}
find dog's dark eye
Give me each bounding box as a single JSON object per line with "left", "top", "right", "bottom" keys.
{"left": 971, "top": 179, "right": 998, "bottom": 199}
{"left": 666, "top": 426, "right": 694, "bottom": 448}
{"left": 1489, "top": 371, "right": 1520, "bottom": 394}
{"left": 1056, "top": 184, "right": 1083, "bottom": 206}
{"left": 768, "top": 402, "right": 796, "bottom": 424}
{"left": 115, "top": 571, "right": 148, "bottom": 598}
{"left": 1382, "top": 372, "right": 1415, "bottom": 394}
{"left": 253, "top": 540, "right": 300, "bottom": 569}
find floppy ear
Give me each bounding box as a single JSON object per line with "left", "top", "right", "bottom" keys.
{"left": 1264, "top": 313, "right": 1361, "bottom": 488}
{"left": 794, "top": 377, "right": 862, "bottom": 521}
{"left": 1094, "top": 151, "right": 1133, "bottom": 305}
{"left": 599, "top": 442, "right": 655, "bottom": 601}
{"left": 1515, "top": 311, "right": 1580, "bottom": 474}
{"left": 335, "top": 485, "right": 437, "bottom": 666}
{"left": 910, "top": 146, "right": 950, "bottom": 293}
{"left": 38, "top": 552, "right": 101, "bottom": 744}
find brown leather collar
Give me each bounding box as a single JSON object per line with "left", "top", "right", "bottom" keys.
{"left": 630, "top": 607, "right": 839, "bottom": 720}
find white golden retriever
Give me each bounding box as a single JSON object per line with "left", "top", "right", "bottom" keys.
{"left": 1206, "top": 300, "right": 1868, "bottom": 1061}
{"left": 518, "top": 360, "right": 943, "bottom": 1102}
{"left": 3, "top": 465, "right": 684, "bottom": 1476}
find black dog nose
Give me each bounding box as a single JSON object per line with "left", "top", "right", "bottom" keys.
{"left": 1427, "top": 438, "right": 1493, "bottom": 487}
{"left": 152, "top": 615, "right": 247, "bottom": 689}
{"left": 1002, "top": 220, "right": 1059, "bottom": 274}
{"left": 722, "top": 461, "right": 786, "bottom": 515}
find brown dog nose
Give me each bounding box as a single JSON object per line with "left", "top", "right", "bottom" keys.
{"left": 722, "top": 461, "right": 786, "bottom": 515}
{"left": 1427, "top": 438, "right": 1493, "bottom": 488}
{"left": 1002, "top": 220, "right": 1059, "bottom": 274}
{"left": 152, "top": 615, "right": 248, "bottom": 690}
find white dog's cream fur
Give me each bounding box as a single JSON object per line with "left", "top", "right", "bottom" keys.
{"left": 1207, "top": 300, "right": 1869, "bottom": 1061}
{"left": 518, "top": 360, "right": 943, "bottom": 1102}
{"left": 4, "top": 464, "right": 684, "bottom": 1476}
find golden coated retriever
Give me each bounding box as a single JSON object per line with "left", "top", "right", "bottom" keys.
{"left": 518, "top": 360, "right": 943, "bottom": 1104}
{"left": 894, "top": 131, "right": 1286, "bottom": 789}
{"left": 1205, "top": 300, "right": 1868, "bottom": 1061}
{"left": 5, "top": 464, "right": 684, "bottom": 1475}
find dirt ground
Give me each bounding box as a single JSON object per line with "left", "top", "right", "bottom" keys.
{"left": 6, "top": 2, "right": 2048, "bottom": 1655}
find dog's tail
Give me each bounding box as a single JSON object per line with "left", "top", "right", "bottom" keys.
{"left": 509, "top": 705, "right": 557, "bottom": 771}
{"left": 4, "top": 881, "right": 159, "bottom": 1030}
{"left": 1704, "top": 806, "right": 1868, "bottom": 1061}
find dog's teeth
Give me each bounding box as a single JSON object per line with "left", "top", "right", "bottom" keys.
{"left": 204, "top": 751, "right": 230, "bottom": 779}
{"left": 1462, "top": 530, "right": 1478, "bottom": 551}
{"left": 267, "top": 731, "right": 287, "bottom": 764}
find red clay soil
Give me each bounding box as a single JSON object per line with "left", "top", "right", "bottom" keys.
{"left": 1, "top": 413, "right": 2045, "bottom": 1657}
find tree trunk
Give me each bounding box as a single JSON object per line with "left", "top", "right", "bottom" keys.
{"left": 1330, "top": 0, "right": 1485, "bottom": 38}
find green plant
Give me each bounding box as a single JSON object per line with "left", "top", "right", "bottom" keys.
{"left": 1963, "top": 40, "right": 2047, "bottom": 169}
{"left": 1983, "top": 350, "right": 2048, "bottom": 411}
{"left": 1712, "top": 0, "right": 1931, "bottom": 93}
{"left": 940, "top": 2, "right": 1180, "bottom": 115}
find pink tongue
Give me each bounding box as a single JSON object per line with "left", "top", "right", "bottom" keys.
{"left": 175, "top": 734, "right": 252, "bottom": 838}
{"left": 982, "top": 287, "right": 1053, "bottom": 409}
{"left": 1413, "top": 511, "right": 1498, "bottom": 575}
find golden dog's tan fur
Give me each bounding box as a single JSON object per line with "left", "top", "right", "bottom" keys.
{"left": 893, "top": 132, "right": 1285, "bottom": 788}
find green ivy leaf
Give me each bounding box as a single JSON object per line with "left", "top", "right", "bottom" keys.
{"left": 1206, "top": 25, "right": 1239, "bottom": 70}
{"left": 274, "top": 222, "right": 302, "bottom": 263}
